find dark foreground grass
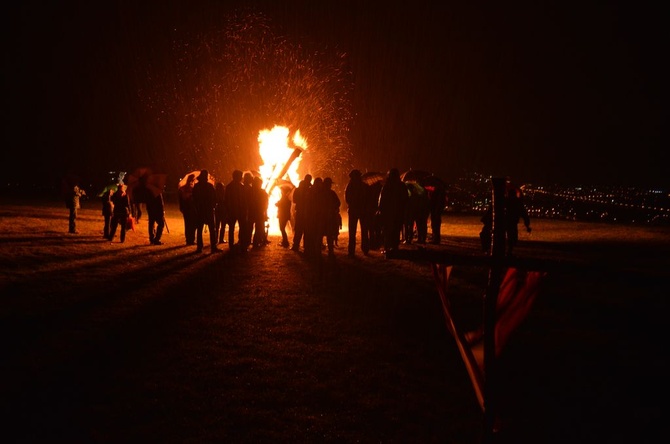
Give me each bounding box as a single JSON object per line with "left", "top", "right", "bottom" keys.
{"left": 1, "top": 198, "right": 668, "bottom": 443}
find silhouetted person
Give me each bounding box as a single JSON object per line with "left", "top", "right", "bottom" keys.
{"left": 108, "top": 184, "right": 131, "bottom": 243}
{"left": 147, "top": 192, "right": 166, "bottom": 245}
{"left": 276, "top": 186, "right": 292, "bottom": 247}
{"left": 65, "top": 182, "right": 86, "bottom": 234}
{"left": 428, "top": 184, "right": 447, "bottom": 244}
{"left": 225, "top": 170, "right": 246, "bottom": 251}
{"left": 479, "top": 186, "right": 531, "bottom": 256}
{"left": 505, "top": 187, "right": 531, "bottom": 256}
{"left": 345, "top": 169, "right": 370, "bottom": 256}
{"left": 291, "top": 174, "right": 312, "bottom": 252}
{"left": 101, "top": 188, "right": 114, "bottom": 239}
{"left": 378, "top": 168, "right": 408, "bottom": 254}
{"left": 403, "top": 182, "right": 430, "bottom": 244}
{"left": 239, "top": 172, "right": 255, "bottom": 250}
{"left": 215, "top": 182, "right": 227, "bottom": 244}
{"left": 250, "top": 176, "right": 269, "bottom": 247}
{"left": 480, "top": 205, "right": 493, "bottom": 253}
{"left": 192, "top": 170, "right": 219, "bottom": 253}
{"left": 304, "top": 177, "right": 323, "bottom": 257}
{"left": 321, "top": 177, "right": 341, "bottom": 257}
{"left": 366, "top": 182, "right": 384, "bottom": 250}
{"left": 178, "top": 174, "right": 196, "bottom": 245}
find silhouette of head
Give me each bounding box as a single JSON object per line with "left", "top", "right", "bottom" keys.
{"left": 232, "top": 170, "right": 243, "bottom": 182}
{"left": 349, "top": 169, "right": 361, "bottom": 179}
{"left": 197, "top": 170, "right": 209, "bottom": 182}
{"left": 388, "top": 168, "right": 400, "bottom": 181}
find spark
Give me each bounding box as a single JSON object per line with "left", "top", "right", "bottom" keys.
{"left": 140, "top": 9, "right": 354, "bottom": 181}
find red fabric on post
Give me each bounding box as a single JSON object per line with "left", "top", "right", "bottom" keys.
{"left": 495, "top": 268, "right": 546, "bottom": 356}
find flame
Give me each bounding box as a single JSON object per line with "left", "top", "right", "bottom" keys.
{"left": 258, "top": 125, "right": 308, "bottom": 234}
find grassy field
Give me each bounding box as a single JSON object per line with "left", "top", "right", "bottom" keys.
{"left": 1, "top": 198, "right": 668, "bottom": 443}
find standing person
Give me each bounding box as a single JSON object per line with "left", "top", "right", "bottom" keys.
{"left": 403, "top": 182, "right": 430, "bottom": 245}
{"left": 65, "top": 183, "right": 86, "bottom": 234}
{"left": 101, "top": 188, "right": 114, "bottom": 239}
{"left": 178, "top": 174, "right": 197, "bottom": 246}
{"left": 377, "top": 168, "right": 408, "bottom": 254}
{"left": 290, "top": 174, "right": 312, "bottom": 252}
{"left": 239, "top": 172, "right": 255, "bottom": 249}
{"left": 505, "top": 186, "right": 531, "bottom": 256}
{"left": 479, "top": 205, "right": 493, "bottom": 253}
{"left": 479, "top": 186, "right": 531, "bottom": 256}
{"left": 275, "top": 186, "right": 292, "bottom": 247}
{"left": 146, "top": 192, "right": 166, "bottom": 245}
{"left": 321, "top": 177, "right": 341, "bottom": 258}
{"left": 428, "top": 184, "right": 447, "bottom": 244}
{"left": 250, "top": 176, "right": 269, "bottom": 247}
{"left": 108, "top": 184, "right": 131, "bottom": 243}
{"left": 344, "top": 169, "right": 370, "bottom": 256}
{"left": 366, "top": 182, "right": 384, "bottom": 250}
{"left": 214, "top": 182, "right": 227, "bottom": 244}
{"left": 225, "top": 170, "right": 246, "bottom": 250}
{"left": 192, "top": 170, "right": 218, "bottom": 253}
{"left": 304, "top": 177, "right": 322, "bottom": 257}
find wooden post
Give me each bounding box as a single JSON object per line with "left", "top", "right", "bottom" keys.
{"left": 264, "top": 146, "right": 303, "bottom": 197}
{"left": 483, "top": 177, "right": 506, "bottom": 442}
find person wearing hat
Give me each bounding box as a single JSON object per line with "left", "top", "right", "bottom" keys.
{"left": 345, "top": 169, "right": 370, "bottom": 256}
{"left": 192, "top": 169, "right": 219, "bottom": 253}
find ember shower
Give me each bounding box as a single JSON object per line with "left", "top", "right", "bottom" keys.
{"left": 140, "top": 10, "right": 354, "bottom": 181}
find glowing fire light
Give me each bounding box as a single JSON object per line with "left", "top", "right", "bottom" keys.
{"left": 257, "top": 125, "right": 308, "bottom": 234}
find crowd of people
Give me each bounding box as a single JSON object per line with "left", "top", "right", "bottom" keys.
{"left": 344, "top": 168, "right": 449, "bottom": 256}
{"left": 176, "top": 166, "right": 451, "bottom": 258}
{"left": 64, "top": 167, "right": 530, "bottom": 259}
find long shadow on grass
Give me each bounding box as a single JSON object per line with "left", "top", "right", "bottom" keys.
{"left": 0, "top": 247, "right": 484, "bottom": 442}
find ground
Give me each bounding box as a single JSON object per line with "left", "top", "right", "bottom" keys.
{"left": 1, "top": 198, "right": 668, "bottom": 443}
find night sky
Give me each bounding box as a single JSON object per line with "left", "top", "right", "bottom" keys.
{"left": 4, "top": 1, "right": 666, "bottom": 191}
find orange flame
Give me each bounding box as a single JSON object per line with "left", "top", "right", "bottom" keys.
{"left": 258, "top": 125, "right": 308, "bottom": 234}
